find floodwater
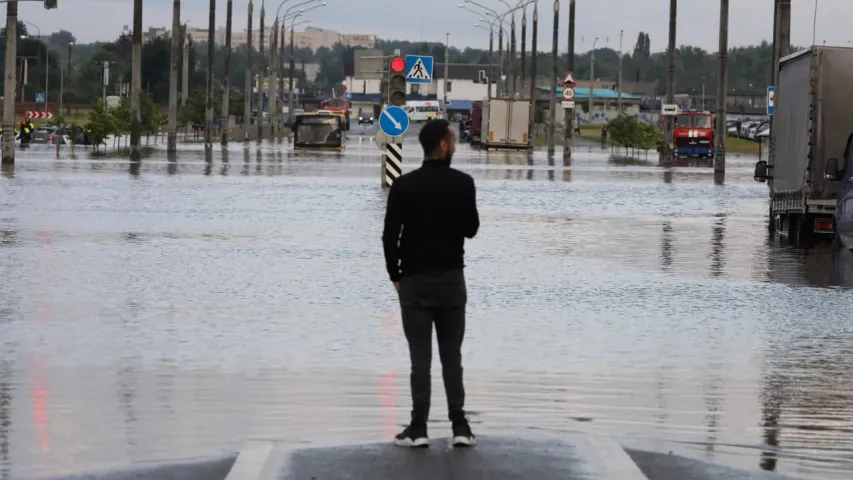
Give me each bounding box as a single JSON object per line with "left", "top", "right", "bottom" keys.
{"left": 1, "top": 133, "right": 852, "bottom": 480}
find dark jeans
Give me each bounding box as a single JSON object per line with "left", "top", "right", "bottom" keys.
{"left": 398, "top": 269, "right": 468, "bottom": 425}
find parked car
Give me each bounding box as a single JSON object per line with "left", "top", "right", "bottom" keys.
{"left": 29, "top": 126, "right": 70, "bottom": 145}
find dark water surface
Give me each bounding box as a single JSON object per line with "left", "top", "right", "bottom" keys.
{"left": 1, "top": 138, "right": 852, "bottom": 479}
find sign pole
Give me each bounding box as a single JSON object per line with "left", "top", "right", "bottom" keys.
{"left": 561, "top": 72, "right": 575, "bottom": 163}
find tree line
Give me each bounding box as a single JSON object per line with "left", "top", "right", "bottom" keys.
{"left": 1, "top": 21, "right": 780, "bottom": 108}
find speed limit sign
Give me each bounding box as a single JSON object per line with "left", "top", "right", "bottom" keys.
{"left": 562, "top": 86, "right": 575, "bottom": 100}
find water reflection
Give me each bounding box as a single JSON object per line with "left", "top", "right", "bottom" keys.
{"left": 759, "top": 370, "right": 782, "bottom": 472}
{"left": 709, "top": 216, "right": 726, "bottom": 277}
{"left": 128, "top": 160, "right": 140, "bottom": 177}
{"left": 204, "top": 149, "right": 213, "bottom": 176}
{"left": 167, "top": 151, "right": 177, "bottom": 176}
{"left": 660, "top": 220, "right": 673, "bottom": 271}
{"left": 1, "top": 144, "right": 852, "bottom": 478}
{"left": 220, "top": 148, "right": 230, "bottom": 176}
{"left": 1, "top": 164, "right": 13, "bottom": 179}
{"left": 0, "top": 356, "right": 9, "bottom": 480}
{"left": 242, "top": 148, "right": 250, "bottom": 176}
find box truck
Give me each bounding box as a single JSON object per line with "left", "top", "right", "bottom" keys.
{"left": 480, "top": 98, "right": 531, "bottom": 150}
{"left": 754, "top": 46, "right": 853, "bottom": 247}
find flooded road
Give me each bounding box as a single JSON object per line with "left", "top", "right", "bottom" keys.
{"left": 1, "top": 136, "right": 852, "bottom": 479}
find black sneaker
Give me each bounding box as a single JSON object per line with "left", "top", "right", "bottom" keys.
{"left": 394, "top": 423, "right": 429, "bottom": 448}
{"left": 452, "top": 420, "right": 476, "bottom": 447}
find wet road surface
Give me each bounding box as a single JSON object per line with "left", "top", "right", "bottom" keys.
{"left": 1, "top": 134, "right": 852, "bottom": 479}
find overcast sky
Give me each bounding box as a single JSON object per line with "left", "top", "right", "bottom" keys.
{"left": 16, "top": 0, "right": 852, "bottom": 52}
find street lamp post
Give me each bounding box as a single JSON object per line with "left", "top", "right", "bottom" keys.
{"left": 474, "top": 23, "right": 494, "bottom": 98}
{"left": 288, "top": 17, "right": 313, "bottom": 122}
{"left": 60, "top": 41, "right": 74, "bottom": 118}
{"left": 277, "top": 0, "right": 324, "bottom": 126}
{"left": 22, "top": 22, "right": 48, "bottom": 116}
{"left": 588, "top": 36, "right": 598, "bottom": 121}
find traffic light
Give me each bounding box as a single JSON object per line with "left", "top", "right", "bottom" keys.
{"left": 388, "top": 56, "right": 406, "bottom": 106}
{"left": 44, "top": 0, "right": 58, "bottom": 9}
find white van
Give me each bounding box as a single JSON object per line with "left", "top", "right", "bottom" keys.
{"left": 404, "top": 101, "right": 443, "bottom": 122}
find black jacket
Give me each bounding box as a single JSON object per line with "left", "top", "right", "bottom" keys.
{"left": 382, "top": 159, "right": 479, "bottom": 282}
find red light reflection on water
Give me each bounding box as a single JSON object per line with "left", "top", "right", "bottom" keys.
{"left": 379, "top": 308, "right": 399, "bottom": 439}
{"left": 33, "top": 300, "right": 52, "bottom": 451}
{"left": 33, "top": 232, "right": 54, "bottom": 454}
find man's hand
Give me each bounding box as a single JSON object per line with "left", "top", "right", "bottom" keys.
{"left": 394, "top": 281, "right": 400, "bottom": 292}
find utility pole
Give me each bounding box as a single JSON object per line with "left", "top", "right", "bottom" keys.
{"left": 181, "top": 24, "right": 188, "bottom": 107}
{"left": 204, "top": 0, "right": 215, "bottom": 149}
{"left": 497, "top": 28, "right": 503, "bottom": 96}
{"left": 661, "top": 0, "right": 677, "bottom": 167}
{"left": 563, "top": 0, "right": 575, "bottom": 161}
{"left": 769, "top": 0, "right": 790, "bottom": 180}
{"left": 221, "top": 0, "right": 233, "bottom": 145}
{"left": 546, "top": 0, "right": 559, "bottom": 157}
{"left": 243, "top": 0, "right": 253, "bottom": 141}
{"left": 714, "top": 0, "right": 729, "bottom": 178}
{"left": 510, "top": 14, "right": 516, "bottom": 96}
{"left": 617, "top": 29, "right": 623, "bottom": 114}
{"left": 588, "top": 38, "right": 596, "bottom": 120}
{"left": 2, "top": 1, "right": 19, "bottom": 165}
{"left": 520, "top": 8, "right": 526, "bottom": 95}
{"left": 526, "top": 1, "right": 537, "bottom": 149}
{"left": 267, "top": 20, "right": 278, "bottom": 136}
{"left": 129, "top": 0, "right": 143, "bottom": 162}
{"left": 167, "top": 0, "right": 181, "bottom": 152}
{"left": 257, "top": 1, "right": 265, "bottom": 140}
{"left": 287, "top": 27, "right": 295, "bottom": 124}
{"left": 443, "top": 33, "right": 449, "bottom": 118}
{"left": 278, "top": 22, "right": 284, "bottom": 128}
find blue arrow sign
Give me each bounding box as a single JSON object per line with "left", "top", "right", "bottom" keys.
{"left": 379, "top": 106, "right": 410, "bottom": 137}
{"left": 766, "top": 86, "right": 775, "bottom": 116}
{"left": 35, "top": 92, "right": 45, "bottom": 104}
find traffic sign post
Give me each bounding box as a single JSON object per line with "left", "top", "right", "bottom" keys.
{"left": 379, "top": 106, "right": 409, "bottom": 189}
{"left": 767, "top": 86, "right": 775, "bottom": 116}
{"left": 379, "top": 106, "right": 410, "bottom": 137}
{"left": 404, "top": 55, "right": 434, "bottom": 84}
{"left": 26, "top": 111, "right": 53, "bottom": 120}
{"left": 661, "top": 104, "right": 679, "bottom": 116}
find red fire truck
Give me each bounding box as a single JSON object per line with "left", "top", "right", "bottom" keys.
{"left": 670, "top": 109, "right": 714, "bottom": 161}
{"left": 319, "top": 97, "right": 352, "bottom": 130}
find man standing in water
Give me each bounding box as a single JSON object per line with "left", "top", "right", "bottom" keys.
{"left": 382, "top": 119, "right": 480, "bottom": 448}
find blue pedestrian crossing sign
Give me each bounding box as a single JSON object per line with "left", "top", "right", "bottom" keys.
{"left": 35, "top": 92, "right": 45, "bottom": 104}
{"left": 405, "top": 55, "right": 433, "bottom": 84}
{"left": 379, "top": 105, "right": 410, "bottom": 137}
{"left": 766, "top": 86, "right": 775, "bottom": 116}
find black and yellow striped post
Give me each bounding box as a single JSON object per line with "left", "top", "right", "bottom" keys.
{"left": 382, "top": 141, "right": 402, "bottom": 188}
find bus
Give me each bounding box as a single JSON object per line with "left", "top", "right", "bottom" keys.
{"left": 292, "top": 112, "right": 346, "bottom": 151}
{"left": 404, "top": 100, "right": 443, "bottom": 122}
{"left": 319, "top": 97, "right": 352, "bottom": 130}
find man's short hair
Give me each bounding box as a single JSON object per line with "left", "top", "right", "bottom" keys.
{"left": 418, "top": 119, "right": 451, "bottom": 156}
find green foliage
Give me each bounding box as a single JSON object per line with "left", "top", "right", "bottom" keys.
{"left": 178, "top": 90, "right": 222, "bottom": 127}
{"left": 110, "top": 91, "right": 162, "bottom": 133}
{"left": 85, "top": 100, "right": 117, "bottom": 148}
{"left": 606, "top": 115, "right": 660, "bottom": 154}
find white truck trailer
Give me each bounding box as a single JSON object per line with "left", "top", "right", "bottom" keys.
{"left": 480, "top": 98, "right": 531, "bottom": 150}
{"left": 754, "top": 46, "right": 853, "bottom": 245}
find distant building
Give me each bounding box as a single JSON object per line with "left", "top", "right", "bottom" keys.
{"left": 144, "top": 25, "right": 375, "bottom": 52}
